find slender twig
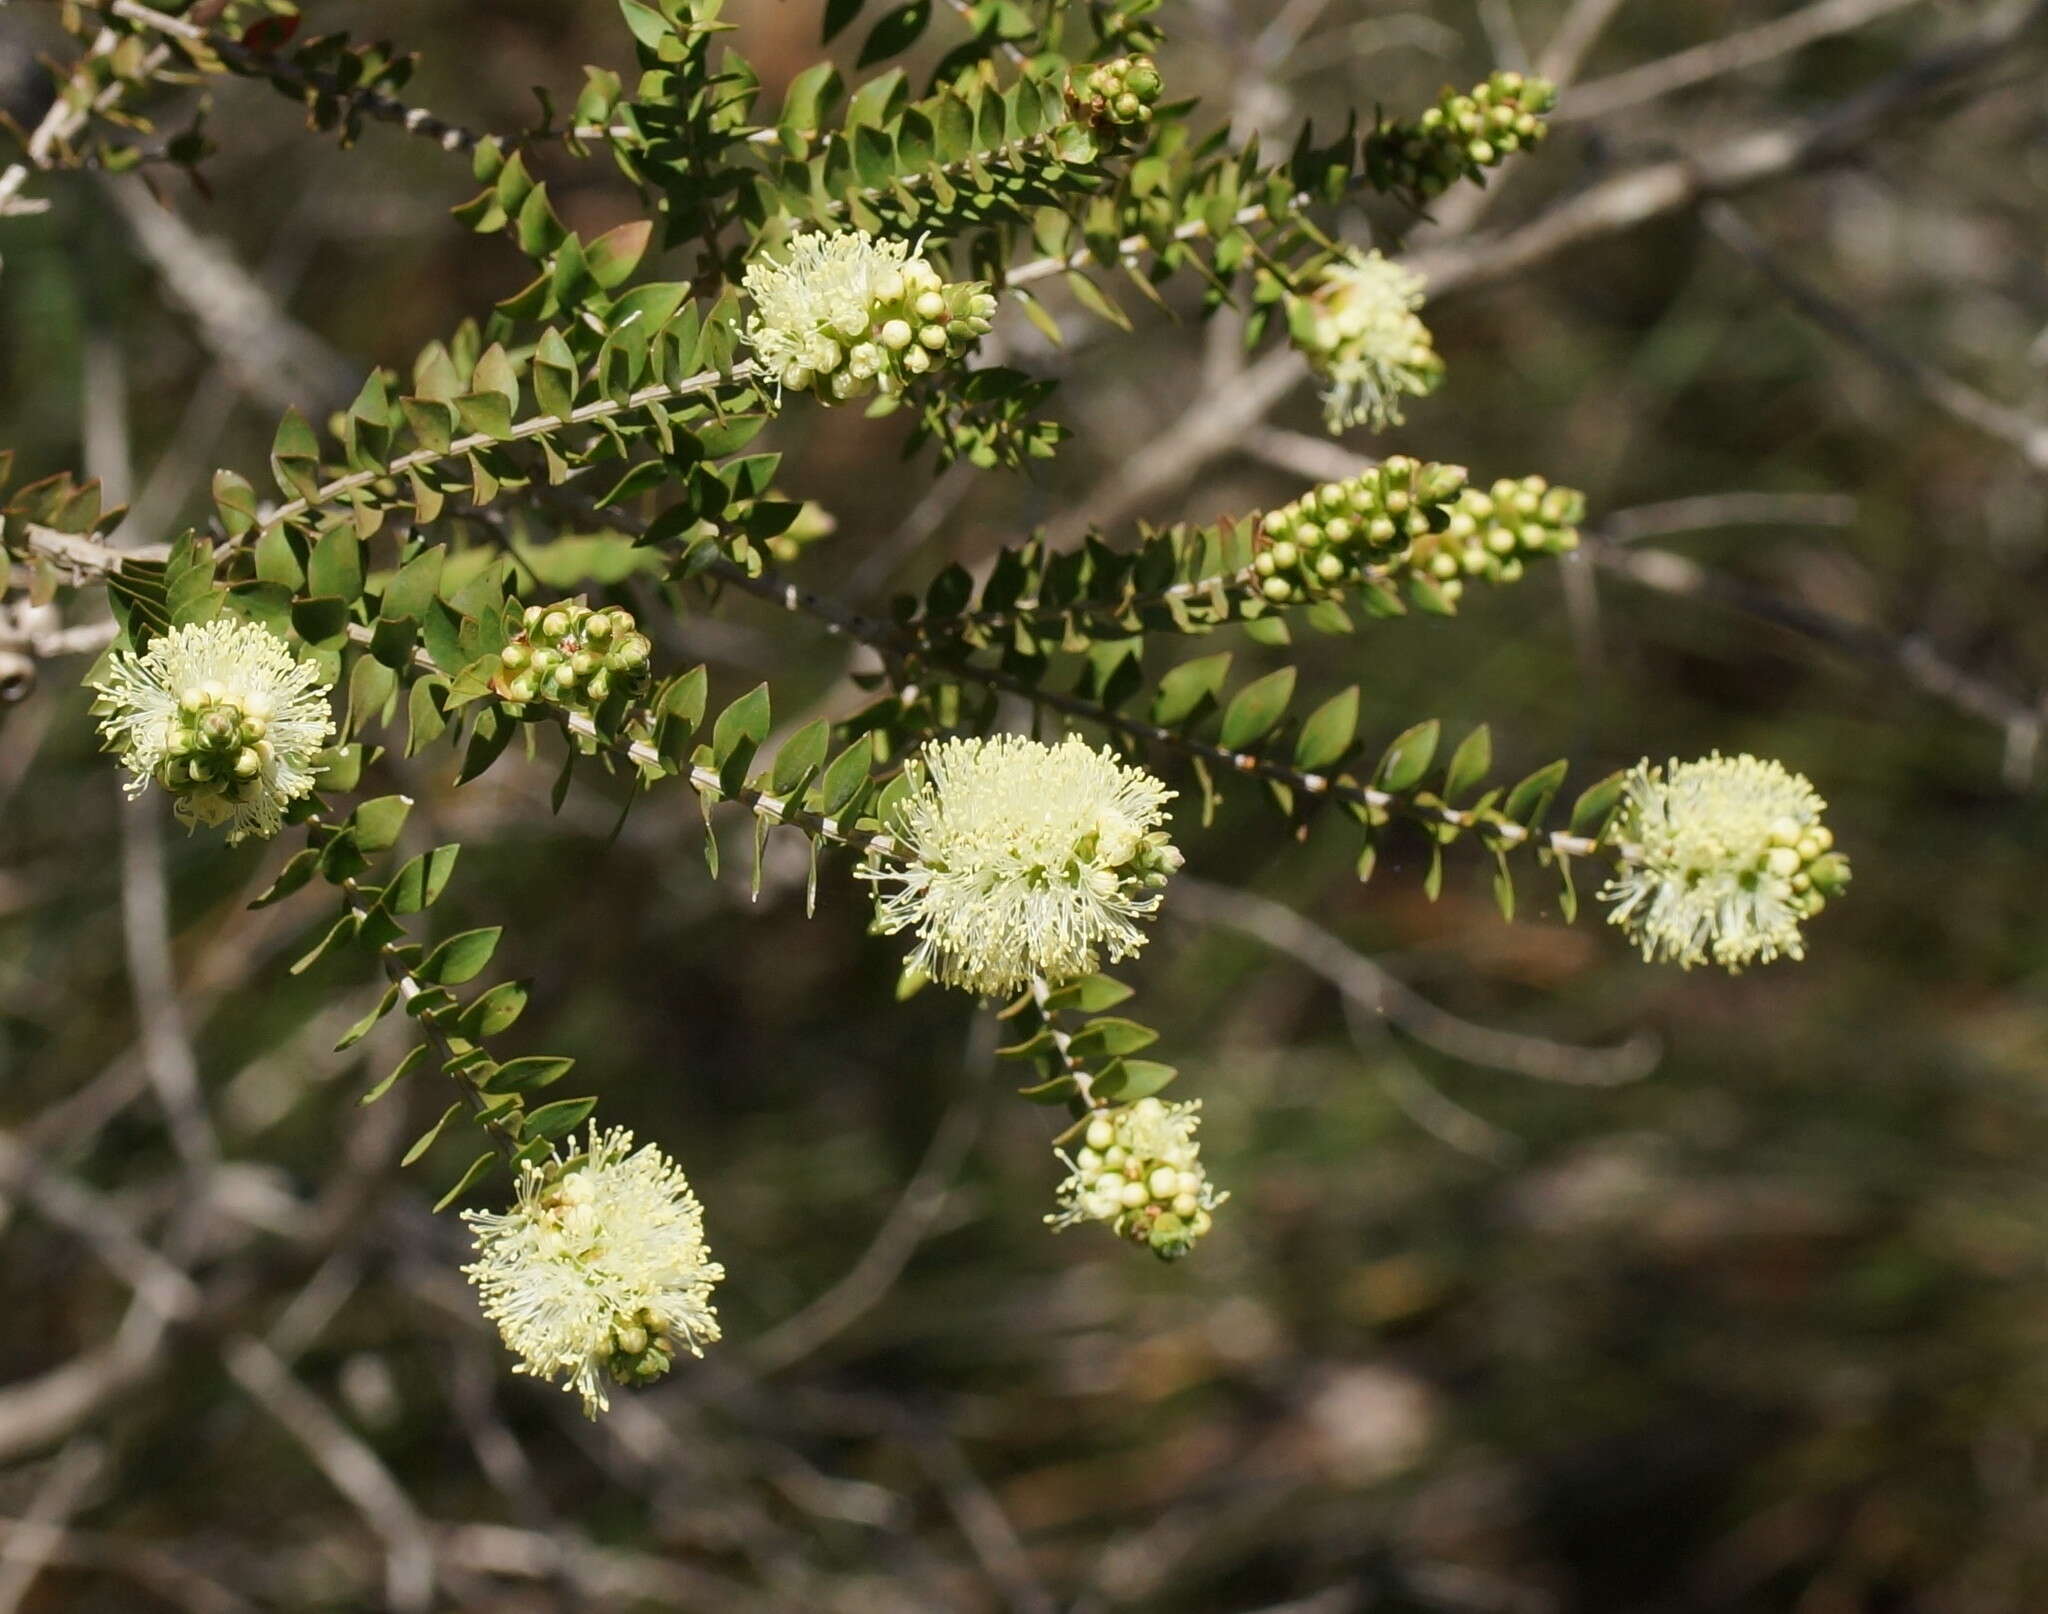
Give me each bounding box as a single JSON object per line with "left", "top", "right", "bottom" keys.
{"left": 258, "top": 364, "right": 758, "bottom": 539}
{"left": 748, "top": 1037, "right": 988, "bottom": 1375}
{"left": 1410, "top": 0, "right": 2048, "bottom": 300}
{"left": 0, "top": 1440, "right": 107, "bottom": 1614}
{"left": 1559, "top": 0, "right": 1934, "bottom": 123}
{"left": 1172, "top": 878, "right": 1659, "bottom": 1085}
{"left": 120, "top": 793, "right": 224, "bottom": 1177}
{"left": 222, "top": 1337, "right": 437, "bottom": 1613}
{"left": 0, "top": 25, "right": 172, "bottom": 216}
{"left": 1702, "top": 201, "right": 2048, "bottom": 472}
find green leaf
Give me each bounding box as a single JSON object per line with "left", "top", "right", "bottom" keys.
{"left": 350, "top": 794, "right": 412, "bottom": 853}
{"left": 164, "top": 533, "right": 218, "bottom": 627}
{"left": 333, "top": 984, "right": 401, "bottom": 1052}
{"left": 401, "top": 1102, "right": 465, "bottom": 1167}
{"left": 1293, "top": 685, "right": 1359, "bottom": 771}
{"left": 711, "top": 682, "right": 771, "bottom": 790}
{"left": 858, "top": 0, "right": 930, "bottom": 64}
{"left": 401, "top": 397, "right": 456, "bottom": 454}
{"left": 458, "top": 979, "right": 529, "bottom": 1039}
{"left": 270, "top": 407, "right": 322, "bottom": 502}
{"left": 770, "top": 717, "right": 830, "bottom": 795}
{"left": 780, "top": 61, "right": 843, "bottom": 133}
{"left": 254, "top": 523, "right": 304, "bottom": 590}
{"left": 1093, "top": 1058, "right": 1179, "bottom": 1103}
{"left": 821, "top": 0, "right": 863, "bottom": 41}
{"left": 385, "top": 845, "right": 461, "bottom": 914}
{"left": 1064, "top": 270, "right": 1131, "bottom": 331}
{"left": 420, "top": 927, "right": 501, "bottom": 985}
{"left": 289, "top": 913, "right": 355, "bottom": 976}
{"left": 1443, "top": 724, "right": 1492, "bottom": 803}
{"left": 523, "top": 1095, "right": 597, "bottom": 1142}
{"left": 213, "top": 468, "right": 259, "bottom": 537}
{"left": 433, "top": 1152, "right": 500, "bottom": 1213}
{"left": 250, "top": 847, "right": 320, "bottom": 909}
{"left": 291, "top": 595, "right": 349, "bottom": 647}
{"left": 812, "top": 733, "right": 875, "bottom": 817}
{"left": 368, "top": 613, "right": 419, "bottom": 671}
{"left": 1153, "top": 652, "right": 1231, "bottom": 727}
{"left": 1217, "top": 666, "right": 1295, "bottom": 751}
{"left": 314, "top": 743, "right": 363, "bottom": 792}
{"left": 585, "top": 218, "right": 652, "bottom": 289}
{"left": 359, "top": 1043, "right": 428, "bottom": 1106}
{"left": 1042, "top": 974, "right": 1135, "bottom": 1014}
{"left": 487, "top": 1056, "right": 575, "bottom": 1094}
{"left": 1068, "top": 1017, "right": 1160, "bottom": 1061}
{"left": 1376, "top": 719, "right": 1440, "bottom": 793}
{"left": 1503, "top": 759, "right": 1569, "bottom": 830}
{"left": 406, "top": 675, "right": 449, "bottom": 757}
{"left": 1569, "top": 771, "right": 1627, "bottom": 839}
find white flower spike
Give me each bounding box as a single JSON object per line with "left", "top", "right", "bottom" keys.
{"left": 91, "top": 617, "right": 335, "bottom": 845}
{"left": 1291, "top": 248, "right": 1445, "bottom": 434}
{"left": 741, "top": 229, "right": 996, "bottom": 402}
{"left": 1598, "top": 753, "right": 1850, "bottom": 971}
{"left": 1049, "top": 1097, "right": 1226, "bottom": 1260}
{"left": 863, "top": 733, "right": 1181, "bottom": 998}
{"left": 463, "top": 1126, "right": 723, "bottom": 1417}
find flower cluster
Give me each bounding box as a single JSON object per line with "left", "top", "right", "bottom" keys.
{"left": 1288, "top": 250, "right": 1445, "bottom": 433}
{"left": 1253, "top": 455, "right": 1470, "bottom": 604}
{"left": 91, "top": 617, "right": 334, "bottom": 844}
{"left": 463, "top": 1126, "right": 723, "bottom": 1417}
{"left": 864, "top": 733, "right": 1181, "bottom": 997}
{"left": 1048, "top": 1098, "right": 1226, "bottom": 1260}
{"left": 492, "top": 599, "right": 652, "bottom": 712}
{"left": 741, "top": 230, "right": 997, "bottom": 402}
{"left": 1404, "top": 476, "right": 1584, "bottom": 605}
{"left": 1364, "top": 70, "right": 1557, "bottom": 208}
{"left": 1598, "top": 754, "right": 1850, "bottom": 971}
{"left": 1065, "top": 54, "right": 1163, "bottom": 136}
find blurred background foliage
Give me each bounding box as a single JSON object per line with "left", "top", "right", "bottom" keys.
{"left": 6, "top": 1, "right": 2048, "bottom": 1610}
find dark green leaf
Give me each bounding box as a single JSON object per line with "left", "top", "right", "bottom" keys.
{"left": 433, "top": 1152, "right": 500, "bottom": 1212}
{"left": 487, "top": 1056, "right": 575, "bottom": 1094}
{"left": 1376, "top": 719, "right": 1440, "bottom": 792}
{"left": 1293, "top": 685, "right": 1359, "bottom": 771}
{"left": 1218, "top": 666, "right": 1295, "bottom": 751}
{"left": 420, "top": 927, "right": 502, "bottom": 985}
{"left": 401, "top": 1102, "right": 464, "bottom": 1167}
{"left": 523, "top": 1095, "right": 597, "bottom": 1141}
{"left": 458, "top": 979, "right": 529, "bottom": 1039}
{"left": 1443, "top": 724, "right": 1492, "bottom": 803}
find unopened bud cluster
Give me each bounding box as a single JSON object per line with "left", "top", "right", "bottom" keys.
{"left": 158, "top": 687, "right": 278, "bottom": 810}
{"left": 1251, "top": 455, "right": 1469, "bottom": 604}
{"left": 1403, "top": 477, "right": 1583, "bottom": 605}
{"left": 1050, "top": 1098, "right": 1226, "bottom": 1261}
{"left": 1066, "top": 54, "right": 1163, "bottom": 135}
{"left": 742, "top": 230, "right": 997, "bottom": 403}
{"left": 1365, "top": 71, "right": 1556, "bottom": 207}
{"left": 494, "top": 600, "right": 652, "bottom": 710}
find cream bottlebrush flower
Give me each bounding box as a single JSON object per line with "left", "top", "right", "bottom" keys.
{"left": 1049, "top": 1097, "right": 1227, "bottom": 1260}
{"left": 1598, "top": 753, "right": 1851, "bottom": 971}
{"left": 863, "top": 733, "right": 1182, "bottom": 997}
{"left": 1289, "top": 248, "right": 1445, "bottom": 434}
{"left": 91, "top": 617, "right": 335, "bottom": 845}
{"left": 462, "top": 1126, "right": 723, "bottom": 1418}
{"left": 741, "top": 229, "right": 997, "bottom": 402}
